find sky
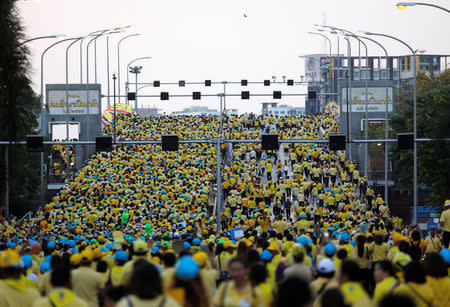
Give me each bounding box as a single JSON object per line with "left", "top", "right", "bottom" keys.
{"left": 18, "top": 0, "right": 450, "bottom": 114}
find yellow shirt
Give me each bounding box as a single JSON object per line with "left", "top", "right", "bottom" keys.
{"left": 199, "top": 268, "right": 218, "bottom": 301}
{"left": 351, "top": 246, "right": 370, "bottom": 269}
{"left": 424, "top": 236, "right": 441, "bottom": 254}
{"left": 0, "top": 279, "right": 41, "bottom": 307}
{"left": 340, "top": 282, "right": 373, "bottom": 307}
{"left": 33, "top": 289, "right": 88, "bottom": 307}
{"left": 257, "top": 282, "right": 273, "bottom": 307}
{"left": 37, "top": 271, "right": 53, "bottom": 295}
{"left": 371, "top": 243, "right": 389, "bottom": 262}
{"left": 373, "top": 276, "right": 397, "bottom": 304}
{"left": 71, "top": 267, "right": 105, "bottom": 307}
{"left": 213, "top": 281, "right": 264, "bottom": 307}
{"left": 439, "top": 209, "right": 450, "bottom": 232}
{"left": 394, "top": 282, "right": 434, "bottom": 307}
{"left": 116, "top": 295, "right": 181, "bottom": 307}
{"left": 426, "top": 276, "right": 450, "bottom": 307}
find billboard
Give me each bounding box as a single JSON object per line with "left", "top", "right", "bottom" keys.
{"left": 47, "top": 89, "right": 100, "bottom": 115}
{"left": 341, "top": 87, "right": 393, "bottom": 112}
{"left": 305, "top": 54, "right": 327, "bottom": 83}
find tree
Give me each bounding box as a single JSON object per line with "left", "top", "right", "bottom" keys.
{"left": 0, "top": 0, "right": 41, "bottom": 217}
{"left": 390, "top": 70, "right": 450, "bottom": 208}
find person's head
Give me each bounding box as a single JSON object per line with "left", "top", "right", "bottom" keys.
{"left": 236, "top": 241, "right": 249, "bottom": 259}
{"left": 104, "top": 286, "right": 126, "bottom": 307}
{"left": 96, "top": 260, "right": 108, "bottom": 273}
{"left": 317, "top": 258, "right": 335, "bottom": 279}
{"left": 339, "top": 260, "right": 360, "bottom": 284}
{"left": 249, "top": 263, "right": 267, "bottom": 286}
{"left": 229, "top": 258, "right": 248, "bottom": 285}
{"left": 379, "top": 294, "right": 415, "bottom": 307}
{"left": 404, "top": 262, "right": 426, "bottom": 284}
{"left": 320, "top": 288, "right": 348, "bottom": 307}
{"left": 128, "top": 260, "right": 162, "bottom": 298}
{"left": 276, "top": 277, "right": 311, "bottom": 307}
{"left": 374, "top": 260, "right": 396, "bottom": 283}
{"left": 51, "top": 265, "right": 71, "bottom": 288}
{"left": 163, "top": 252, "right": 176, "bottom": 268}
{"left": 429, "top": 227, "right": 436, "bottom": 237}
{"left": 356, "top": 234, "right": 366, "bottom": 258}
{"left": 424, "top": 253, "right": 447, "bottom": 278}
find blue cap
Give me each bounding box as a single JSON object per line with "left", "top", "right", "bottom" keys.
{"left": 113, "top": 250, "right": 129, "bottom": 262}
{"left": 184, "top": 242, "right": 191, "bottom": 250}
{"left": 297, "top": 236, "right": 309, "bottom": 246}
{"left": 192, "top": 238, "right": 201, "bottom": 245}
{"left": 21, "top": 255, "right": 33, "bottom": 269}
{"left": 40, "top": 261, "right": 51, "bottom": 274}
{"left": 350, "top": 240, "right": 357, "bottom": 247}
{"left": 300, "top": 213, "right": 306, "bottom": 219}
{"left": 261, "top": 249, "right": 273, "bottom": 261}
{"left": 340, "top": 232, "right": 350, "bottom": 243}
{"left": 176, "top": 256, "right": 199, "bottom": 279}
{"left": 67, "top": 240, "right": 76, "bottom": 248}
{"left": 151, "top": 246, "right": 160, "bottom": 254}
{"left": 440, "top": 248, "right": 450, "bottom": 264}
{"left": 47, "top": 241, "right": 56, "bottom": 249}
{"left": 324, "top": 243, "right": 335, "bottom": 256}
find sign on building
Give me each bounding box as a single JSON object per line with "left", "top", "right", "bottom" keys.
{"left": 305, "top": 54, "right": 328, "bottom": 83}
{"left": 341, "top": 87, "right": 393, "bottom": 112}
{"left": 47, "top": 89, "right": 100, "bottom": 115}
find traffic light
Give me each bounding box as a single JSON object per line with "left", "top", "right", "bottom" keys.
{"left": 329, "top": 134, "right": 346, "bottom": 151}
{"left": 162, "top": 135, "right": 179, "bottom": 151}
{"left": 96, "top": 136, "right": 112, "bottom": 152}
{"left": 262, "top": 134, "right": 279, "bottom": 151}
{"left": 27, "top": 135, "right": 43, "bottom": 152}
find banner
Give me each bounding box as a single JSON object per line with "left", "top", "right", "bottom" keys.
{"left": 341, "top": 87, "right": 393, "bottom": 112}
{"left": 48, "top": 90, "right": 100, "bottom": 115}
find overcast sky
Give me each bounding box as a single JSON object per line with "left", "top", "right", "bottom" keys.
{"left": 19, "top": 0, "right": 450, "bottom": 114}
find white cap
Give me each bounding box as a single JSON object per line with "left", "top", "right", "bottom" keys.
{"left": 317, "top": 258, "right": 335, "bottom": 274}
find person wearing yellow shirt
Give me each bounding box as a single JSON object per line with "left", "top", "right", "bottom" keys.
{"left": 393, "top": 262, "right": 435, "bottom": 307}
{"left": 339, "top": 260, "right": 373, "bottom": 307}
{"left": 423, "top": 227, "right": 442, "bottom": 256}
{"left": 371, "top": 235, "right": 389, "bottom": 262}
{"left": 372, "top": 260, "right": 398, "bottom": 305}
{"left": 423, "top": 252, "right": 450, "bottom": 307}
{"left": 439, "top": 200, "right": 450, "bottom": 248}
{"left": 249, "top": 263, "right": 273, "bottom": 307}
{"left": 257, "top": 212, "right": 271, "bottom": 233}
{"left": 33, "top": 265, "right": 88, "bottom": 307}
{"left": 0, "top": 250, "right": 41, "bottom": 307}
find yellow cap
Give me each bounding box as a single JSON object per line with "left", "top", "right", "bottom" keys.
{"left": 70, "top": 253, "right": 82, "bottom": 266}
{"left": 291, "top": 244, "right": 305, "bottom": 257}
{"left": 80, "top": 250, "right": 93, "bottom": 263}
{"left": 133, "top": 240, "right": 148, "bottom": 254}
{"left": 193, "top": 251, "right": 208, "bottom": 267}
{"left": 0, "top": 250, "right": 22, "bottom": 269}
{"left": 92, "top": 248, "right": 105, "bottom": 260}
{"left": 267, "top": 242, "right": 280, "bottom": 252}
{"left": 223, "top": 240, "right": 236, "bottom": 249}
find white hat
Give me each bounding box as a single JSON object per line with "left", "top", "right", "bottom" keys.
{"left": 317, "top": 258, "right": 335, "bottom": 274}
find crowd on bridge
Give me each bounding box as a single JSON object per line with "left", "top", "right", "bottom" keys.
{"left": 0, "top": 112, "right": 449, "bottom": 307}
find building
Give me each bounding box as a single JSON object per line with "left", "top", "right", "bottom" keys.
{"left": 264, "top": 104, "right": 305, "bottom": 116}
{"left": 172, "top": 106, "right": 219, "bottom": 116}
{"left": 304, "top": 53, "right": 450, "bottom": 189}
{"left": 136, "top": 107, "right": 160, "bottom": 116}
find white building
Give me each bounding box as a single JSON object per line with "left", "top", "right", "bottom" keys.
{"left": 172, "top": 106, "right": 219, "bottom": 116}
{"left": 264, "top": 104, "right": 305, "bottom": 116}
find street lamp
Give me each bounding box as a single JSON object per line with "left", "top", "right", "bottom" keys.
{"left": 117, "top": 34, "right": 140, "bottom": 102}
{"left": 19, "top": 34, "right": 66, "bottom": 46}
{"left": 39, "top": 36, "right": 78, "bottom": 207}
{"left": 359, "top": 30, "right": 418, "bottom": 223}
{"left": 129, "top": 66, "right": 143, "bottom": 111}
{"left": 126, "top": 56, "right": 152, "bottom": 105}
{"left": 396, "top": 2, "right": 450, "bottom": 13}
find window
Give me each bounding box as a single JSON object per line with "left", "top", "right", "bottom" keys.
{"left": 373, "top": 71, "right": 380, "bottom": 80}
{"left": 393, "top": 71, "right": 399, "bottom": 79}
{"left": 353, "top": 71, "right": 360, "bottom": 79}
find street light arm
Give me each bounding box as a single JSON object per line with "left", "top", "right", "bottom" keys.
{"left": 127, "top": 57, "right": 152, "bottom": 71}
{"left": 397, "top": 2, "right": 450, "bottom": 13}
{"left": 361, "top": 32, "right": 415, "bottom": 55}
{"left": 19, "top": 35, "right": 65, "bottom": 47}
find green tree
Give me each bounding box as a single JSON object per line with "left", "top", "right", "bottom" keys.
{"left": 390, "top": 70, "right": 450, "bottom": 208}
{"left": 0, "top": 0, "right": 41, "bottom": 216}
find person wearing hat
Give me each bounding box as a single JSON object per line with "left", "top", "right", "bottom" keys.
{"left": 106, "top": 250, "right": 129, "bottom": 287}
{"left": 71, "top": 249, "right": 105, "bottom": 307}
{"left": 118, "top": 240, "right": 148, "bottom": 287}
{"left": 439, "top": 199, "right": 450, "bottom": 248}
{"left": 193, "top": 251, "right": 218, "bottom": 300}
{"left": 310, "top": 258, "right": 338, "bottom": 307}
{"left": 33, "top": 265, "right": 88, "bottom": 307}
{"left": 283, "top": 244, "right": 312, "bottom": 283}
{"left": 0, "top": 250, "right": 41, "bottom": 306}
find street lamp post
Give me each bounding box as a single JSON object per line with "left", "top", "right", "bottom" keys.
{"left": 117, "top": 34, "right": 140, "bottom": 102}
{"left": 113, "top": 74, "right": 117, "bottom": 141}
{"left": 126, "top": 57, "right": 151, "bottom": 105}
{"left": 18, "top": 34, "right": 66, "bottom": 47}
{"left": 307, "top": 32, "right": 333, "bottom": 104}
{"left": 361, "top": 30, "right": 417, "bottom": 223}
{"left": 129, "top": 66, "right": 142, "bottom": 110}
{"left": 39, "top": 37, "right": 77, "bottom": 207}
{"left": 397, "top": 2, "right": 450, "bottom": 13}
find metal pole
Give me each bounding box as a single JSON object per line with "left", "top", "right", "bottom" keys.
{"left": 40, "top": 37, "right": 77, "bottom": 208}
{"left": 135, "top": 71, "right": 138, "bottom": 110}
{"left": 364, "top": 31, "right": 416, "bottom": 222}
{"left": 66, "top": 38, "right": 82, "bottom": 178}
{"left": 113, "top": 74, "right": 117, "bottom": 141}
{"left": 347, "top": 37, "right": 352, "bottom": 161}
{"left": 80, "top": 39, "right": 83, "bottom": 84}
{"left": 5, "top": 145, "right": 9, "bottom": 218}
{"left": 94, "top": 39, "right": 98, "bottom": 84}
{"left": 126, "top": 57, "right": 151, "bottom": 106}
{"left": 216, "top": 94, "right": 223, "bottom": 231}
{"left": 118, "top": 34, "right": 140, "bottom": 103}
{"left": 223, "top": 82, "right": 227, "bottom": 111}
{"left": 106, "top": 36, "right": 111, "bottom": 108}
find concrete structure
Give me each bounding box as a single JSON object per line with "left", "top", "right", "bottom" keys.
{"left": 172, "top": 106, "right": 219, "bottom": 116}
{"left": 136, "top": 107, "right": 160, "bottom": 116}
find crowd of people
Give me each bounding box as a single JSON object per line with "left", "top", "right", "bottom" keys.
{"left": 0, "top": 112, "right": 449, "bottom": 307}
